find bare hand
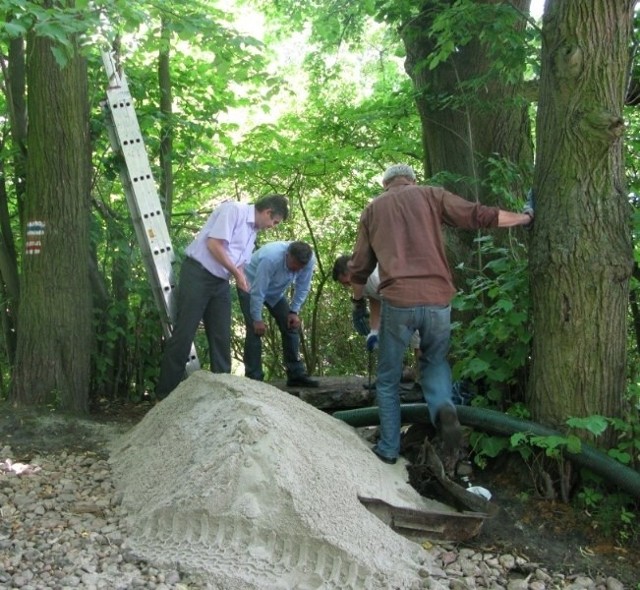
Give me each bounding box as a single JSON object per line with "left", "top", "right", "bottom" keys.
{"left": 235, "top": 269, "right": 250, "bottom": 292}
{"left": 288, "top": 313, "right": 301, "bottom": 330}
{"left": 253, "top": 320, "right": 266, "bottom": 336}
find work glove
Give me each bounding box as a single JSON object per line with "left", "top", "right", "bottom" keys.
{"left": 351, "top": 297, "right": 370, "bottom": 336}
{"left": 366, "top": 330, "right": 378, "bottom": 352}
{"left": 523, "top": 189, "right": 535, "bottom": 230}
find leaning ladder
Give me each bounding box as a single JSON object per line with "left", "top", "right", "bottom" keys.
{"left": 101, "top": 52, "right": 200, "bottom": 375}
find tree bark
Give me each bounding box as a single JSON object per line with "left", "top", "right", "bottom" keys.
{"left": 529, "top": 0, "right": 634, "bottom": 438}
{"left": 11, "top": 6, "right": 93, "bottom": 413}
{"left": 158, "top": 18, "right": 174, "bottom": 224}
{"left": 401, "top": 0, "right": 533, "bottom": 204}
{"left": 400, "top": 0, "right": 536, "bottom": 404}
{"left": 400, "top": 0, "right": 535, "bottom": 343}
{"left": 0, "top": 35, "right": 28, "bottom": 365}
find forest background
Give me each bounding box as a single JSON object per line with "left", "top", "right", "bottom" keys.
{"left": 1, "top": 0, "right": 639, "bottom": 543}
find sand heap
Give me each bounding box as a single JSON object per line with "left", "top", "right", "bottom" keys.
{"left": 110, "top": 371, "right": 449, "bottom": 589}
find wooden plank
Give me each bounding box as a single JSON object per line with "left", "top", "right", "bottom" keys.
{"left": 358, "top": 496, "right": 488, "bottom": 542}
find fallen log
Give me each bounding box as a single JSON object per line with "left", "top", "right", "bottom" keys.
{"left": 270, "top": 376, "right": 422, "bottom": 410}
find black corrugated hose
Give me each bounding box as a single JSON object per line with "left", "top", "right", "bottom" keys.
{"left": 332, "top": 403, "right": 640, "bottom": 499}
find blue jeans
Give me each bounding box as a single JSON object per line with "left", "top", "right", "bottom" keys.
{"left": 237, "top": 291, "right": 306, "bottom": 380}
{"left": 374, "top": 301, "right": 453, "bottom": 459}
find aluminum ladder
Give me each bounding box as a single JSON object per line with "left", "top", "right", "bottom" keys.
{"left": 101, "top": 52, "right": 200, "bottom": 375}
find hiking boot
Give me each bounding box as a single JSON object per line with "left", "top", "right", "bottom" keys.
{"left": 437, "top": 406, "right": 463, "bottom": 452}
{"left": 372, "top": 447, "right": 397, "bottom": 464}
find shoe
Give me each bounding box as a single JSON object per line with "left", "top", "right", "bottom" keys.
{"left": 438, "top": 406, "right": 463, "bottom": 452}
{"left": 286, "top": 374, "right": 319, "bottom": 388}
{"left": 372, "top": 447, "right": 397, "bottom": 465}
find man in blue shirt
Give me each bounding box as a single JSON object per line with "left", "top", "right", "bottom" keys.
{"left": 238, "top": 241, "right": 318, "bottom": 387}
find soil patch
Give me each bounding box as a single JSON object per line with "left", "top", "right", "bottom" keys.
{"left": 460, "top": 457, "right": 638, "bottom": 588}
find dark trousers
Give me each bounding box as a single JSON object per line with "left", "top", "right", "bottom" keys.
{"left": 156, "top": 257, "right": 231, "bottom": 398}
{"left": 237, "top": 290, "right": 305, "bottom": 380}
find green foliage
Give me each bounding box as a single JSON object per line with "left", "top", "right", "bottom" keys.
{"left": 0, "top": 0, "right": 120, "bottom": 66}
{"left": 566, "top": 415, "right": 609, "bottom": 438}
{"left": 576, "top": 477, "right": 638, "bottom": 545}
{"left": 576, "top": 483, "right": 604, "bottom": 510}
{"left": 451, "top": 234, "right": 531, "bottom": 405}
{"left": 485, "top": 155, "right": 532, "bottom": 207}
{"left": 467, "top": 432, "right": 509, "bottom": 469}
{"left": 427, "top": 0, "right": 528, "bottom": 80}
{"left": 470, "top": 427, "right": 582, "bottom": 472}
{"left": 511, "top": 431, "right": 582, "bottom": 458}
{"left": 472, "top": 408, "right": 640, "bottom": 472}
{"left": 470, "top": 409, "right": 640, "bottom": 546}
{"left": 252, "top": 0, "right": 394, "bottom": 49}
{"left": 602, "top": 414, "right": 640, "bottom": 468}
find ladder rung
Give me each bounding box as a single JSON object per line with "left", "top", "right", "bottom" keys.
{"left": 102, "top": 51, "right": 200, "bottom": 375}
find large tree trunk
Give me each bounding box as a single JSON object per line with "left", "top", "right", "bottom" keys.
{"left": 401, "top": 0, "right": 534, "bottom": 320}
{"left": 400, "top": 0, "right": 536, "bottom": 405}
{"left": 11, "top": 6, "right": 93, "bottom": 413}
{"left": 529, "top": 0, "right": 634, "bottom": 440}
{"left": 402, "top": 0, "right": 533, "bottom": 204}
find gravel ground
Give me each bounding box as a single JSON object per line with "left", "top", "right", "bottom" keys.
{"left": 0, "top": 442, "right": 629, "bottom": 590}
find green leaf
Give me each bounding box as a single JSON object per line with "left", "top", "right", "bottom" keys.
{"left": 495, "top": 298, "right": 514, "bottom": 312}
{"left": 466, "top": 357, "right": 490, "bottom": 374}
{"left": 50, "top": 45, "right": 69, "bottom": 68}
{"left": 607, "top": 449, "right": 631, "bottom": 465}
{"left": 2, "top": 21, "right": 27, "bottom": 37}
{"left": 565, "top": 435, "right": 582, "bottom": 454}
{"left": 510, "top": 431, "right": 530, "bottom": 446}
{"left": 479, "top": 435, "right": 510, "bottom": 458}
{"left": 566, "top": 415, "right": 609, "bottom": 437}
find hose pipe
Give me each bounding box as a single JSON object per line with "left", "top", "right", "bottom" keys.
{"left": 332, "top": 404, "right": 640, "bottom": 499}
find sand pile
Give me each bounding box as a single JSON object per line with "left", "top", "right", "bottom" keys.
{"left": 109, "top": 371, "right": 449, "bottom": 589}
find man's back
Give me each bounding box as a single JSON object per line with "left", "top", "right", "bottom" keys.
{"left": 354, "top": 182, "right": 499, "bottom": 307}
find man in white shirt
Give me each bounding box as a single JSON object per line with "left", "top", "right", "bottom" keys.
{"left": 332, "top": 256, "right": 420, "bottom": 383}
{"left": 156, "top": 194, "right": 289, "bottom": 399}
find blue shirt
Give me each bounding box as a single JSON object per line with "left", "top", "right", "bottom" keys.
{"left": 244, "top": 241, "right": 315, "bottom": 321}
{"left": 185, "top": 201, "right": 257, "bottom": 279}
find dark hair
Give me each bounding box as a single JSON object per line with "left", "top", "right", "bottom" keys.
{"left": 255, "top": 194, "right": 289, "bottom": 221}
{"left": 288, "top": 241, "right": 313, "bottom": 265}
{"left": 331, "top": 254, "right": 352, "bottom": 281}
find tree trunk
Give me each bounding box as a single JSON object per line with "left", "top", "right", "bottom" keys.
{"left": 0, "top": 35, "right": 28, "bottom": 366}
{"left": 0, "top": 174, "right": 19, "bottom": 371}
{"left": 402, "top": 0, "right": 533, "bottom": 203}
{"left": 7, "top": 34, "right": 28, "bottom": 226}
{"left": 400, "top": 0, "right": 536, "bottom": 405}
{"left": 529, "top": 0, "right": 634, "bottom": 439}
{"left": 158, "top": 18, "right": 174, "bottom": 223}
{"left": 401, "top": 0, "right": 534, "bottom": 333}
{"left": 10, "top": 9, "right": 93, "bottom": 413}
